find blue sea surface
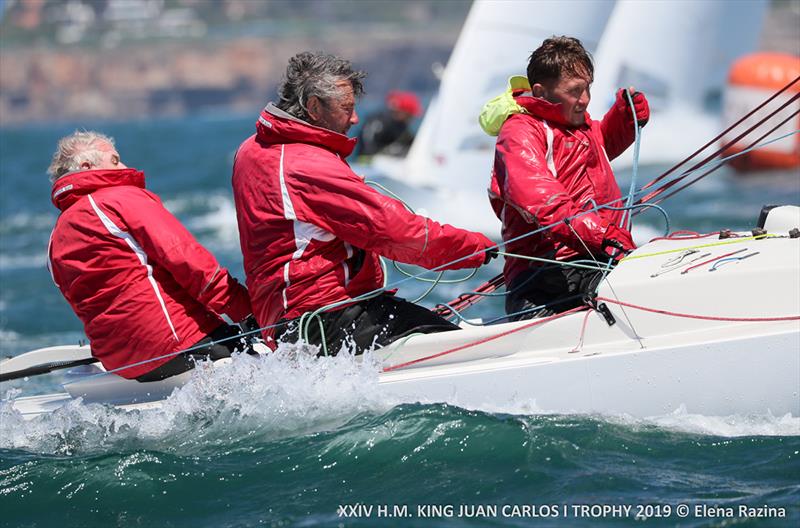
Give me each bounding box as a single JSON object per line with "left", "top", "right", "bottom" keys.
{"left": 1, "top": 114, "right": 799, "bottom": 527}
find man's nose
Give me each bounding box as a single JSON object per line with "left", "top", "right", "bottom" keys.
{"left": 350, "top": 109, "right": 359, "bottom": 125}
{"left": 579, "top": 89, "right": 591, "bottom": 106}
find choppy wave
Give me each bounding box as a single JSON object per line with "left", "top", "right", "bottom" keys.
{"left": 3, "top": 347, "right": 798, "bottom": 461}
{"left": 0, "top": 348, "right": 391, "bottom": 456}
{"left": 0, "top": 252, "right": 47, "bottom": 271}
{"left": 0, "top": 211, "right": 56, "bottom": 234}
{"left": 162, "top": 191, "right": 241, "bottom": 251}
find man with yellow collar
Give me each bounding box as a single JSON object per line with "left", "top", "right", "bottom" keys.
{"left": 481, "top": 36, "right": 649, "bottom": 320}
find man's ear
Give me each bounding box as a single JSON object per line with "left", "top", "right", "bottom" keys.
{"left": 307, "top": 96, "right": 322, "bottom": 122}
{"left": 531, "top": 83, "right": 545, "bottom": 98}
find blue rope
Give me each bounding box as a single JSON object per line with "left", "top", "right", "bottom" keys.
{"left": 633, "top": 128, "right": 800, "bottom": 205}
{"left": 622, "top": 89, "right": 641, "bottom": 231}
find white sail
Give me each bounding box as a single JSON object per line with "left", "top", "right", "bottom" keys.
{"left": 374, "top": 0, "right": 616, "bottom": 189}
{"left": 588, "top": 0, "right": 768, "bottom": 168}
{"left": 369, "top": 0, "right": 768, "bottom": 233}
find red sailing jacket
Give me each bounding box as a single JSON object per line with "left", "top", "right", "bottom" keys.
{"left": 49, "top": 169, "right": 251, "bottom": 379}
{"left": 232, "top": 104, "right": 493, "bottom": 338}
{"left": 488, "top": 90, "right": 640, "bottom": 283}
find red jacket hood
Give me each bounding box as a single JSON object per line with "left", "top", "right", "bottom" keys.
{"left": 256, "top": 103, "right": 357, "bottom": 158}
{"left": 52, "top": 168, "right": 146, "bottom": 211}
{"left": 514, "top": 93, "right": 592, "bottom": 128}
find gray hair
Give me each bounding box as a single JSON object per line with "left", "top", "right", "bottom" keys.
{"left": 47, "top": 130, "right": 115, "bottom": 182}
{"left": 275, "top": 51, "right": 366, "bottom": 121}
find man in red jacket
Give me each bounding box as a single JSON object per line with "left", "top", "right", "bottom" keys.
{"left": 232, "top": 52, "right": 495, "bottom": 354}
{"left": 482, "top": 36, "right": 650, "bottom": 320}
{"left": 48, "top": 131, "right": 254, "bottom": 381}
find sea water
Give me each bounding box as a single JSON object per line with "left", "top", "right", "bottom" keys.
{"left": 1, "top": 114, "right": 799, "bottom": 527}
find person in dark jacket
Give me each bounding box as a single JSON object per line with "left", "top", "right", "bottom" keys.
{"left": 356, "top": 90, "right": 423, "bottom": 157}
{"left": 48, "top": 131, "right": 254, "bottom": 381}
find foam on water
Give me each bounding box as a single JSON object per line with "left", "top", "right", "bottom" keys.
{"left": 436, "top": 399, "right": 800, "bottom": 439}
{"left": 0, "top": 346, "right": 393, "bottom": 456}
{"left": 0, "top": 211, "right": 56, "bottom": 233}
{"left": 162, "top": 191, "right": 240, "bottom": 251}
{"left": 3, "top": 345, "right": 797, "bottom": 460}
{"left": 640, "top": 405, "right": 800, "bottom": 437}
{"left": 0, "top": 252, "right": 47, "bottom": 271}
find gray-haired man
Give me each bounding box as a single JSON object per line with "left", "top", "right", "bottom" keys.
{"left": 232, "top": 51, "right": 495, "bottom": 354}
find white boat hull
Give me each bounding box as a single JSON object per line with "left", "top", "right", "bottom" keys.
{"left": 381, "top": 329, "right": 799, "bottom": 417}
{"left": 5, "top": 214, "right": 800, "bottom": 420}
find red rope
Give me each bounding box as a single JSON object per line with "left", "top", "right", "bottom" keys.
{"left": 383, "top": 306, "right": 588, "bottom": 372}
{"left": 595, "top": 297, "right": 800, "bottom": 322}
{"left": 680, "top": 248, "right": 748, "bottom": 274}
{"left": 388, "top": 294, "right": 799, "bottom": 373}
{"left": 637, "top": 75, "right": 800, "bottom": 198}
{"left": 648, "top": 231, "right": 718, "bottom": 242}
{"left": 649, "top": 107, "right": 800, "bottom": 206}
{"left": 639, "top": 92, "right": 800, "bottom": 205}
{"left": 569, "top": 309, "right": 593, "bottom": 353}
{"left": 434, "top": 273, "right": 505, "bottom": 317}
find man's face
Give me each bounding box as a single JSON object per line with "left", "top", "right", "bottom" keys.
{"left": 537, "top": 72, "right": 592, "bottom": 126}
{"left": 84, "top": 141, "right": 127, "bottom": 171}
{"left": 309, "top": 80, "right": 359, "bottom": 135}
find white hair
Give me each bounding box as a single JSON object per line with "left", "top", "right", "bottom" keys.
{"left": 47, "top": 131, "right": 116, "bottom": 182}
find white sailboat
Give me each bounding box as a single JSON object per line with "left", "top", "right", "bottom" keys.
{"left": 368, "top": 0, "right": 616, "bottom": 234}
{"left": 4, "top": 206, "right": 799, "bottom": 420}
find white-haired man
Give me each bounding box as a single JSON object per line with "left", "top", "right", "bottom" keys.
{"left": 48, "top": 131, "right": 253, "bottom": 381}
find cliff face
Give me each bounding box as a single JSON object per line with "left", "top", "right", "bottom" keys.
{"left": 2, "top": 0, "right": 797, "bottom": 126}
{"left": 0, "top": 0, "right": 472, "bottom": 126}
{"left": 0, "top": 29, "right": 461, "bottom": 125}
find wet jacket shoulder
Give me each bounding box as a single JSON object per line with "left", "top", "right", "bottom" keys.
{"left": 49, "top": 168, "right": 251, "bottom": 378}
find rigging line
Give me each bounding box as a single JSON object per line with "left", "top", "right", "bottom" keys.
{"left": 392, "top": 266, "right": 478, "bottom": 284}
{"left": 569, "top": 309, "right": 593, "bottom": 354}
{"left": 434, "top": 302, "right": 483, "bottom": 326}
{"left": 709, "top": 251, "right": 760, "bottom": 271}
{"left": 382, "top": 306, "right": 588, "bottom": 372}
{"left": 594, "top": 296, "right": 800, "bottom": 323}
{"left": 564, "top": 221, "right": 644, "bottom": 348}
{"left": 365, "top": 179, "right": 449, "bottom": 295}
{"left": 64, "top": 321, "right": 283, "bottom": 385}
{"left": 642, "top": 125, "right": 800, "bottom": 205}
{"left": 637, "top": 74, "right": 800, "bottom": 194}
{"left": 680, "top": 248, "right": 748, "bottom": 274}
{"left": 650, "top": 253, "right": 711, "bottom": 278}
{"left": 498, "top": 251, "right": 611, "bottom": 272}
{"left": 622, "top": 89, "right": 642, "bottom": 230}
{"left": 638, "top": 96, "right": 800, "bottom": 204}
{"left": 623, "top": 235, "right": 772, "bottom": 261}
{"left": 661, "top": 249, "right": 699, "bottom": 268}
{"left": 434, "top": 273, "right": 506, "bottom": 317}
{"left": 411, "top": 271, "right": 444, "bottom": 303}
{"left": 649, "top": 115, "right": 800, "bottom": 206}
{"left": 602, "top": 202, "right": 670, "bottom": 234}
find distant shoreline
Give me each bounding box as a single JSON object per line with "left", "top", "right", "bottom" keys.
{"left": 1, "top": 1, "right": 797, "bottom": 127}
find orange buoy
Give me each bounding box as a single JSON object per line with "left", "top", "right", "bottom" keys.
{"left": 721, "top": 52, "right": 800, "bottom": 171}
